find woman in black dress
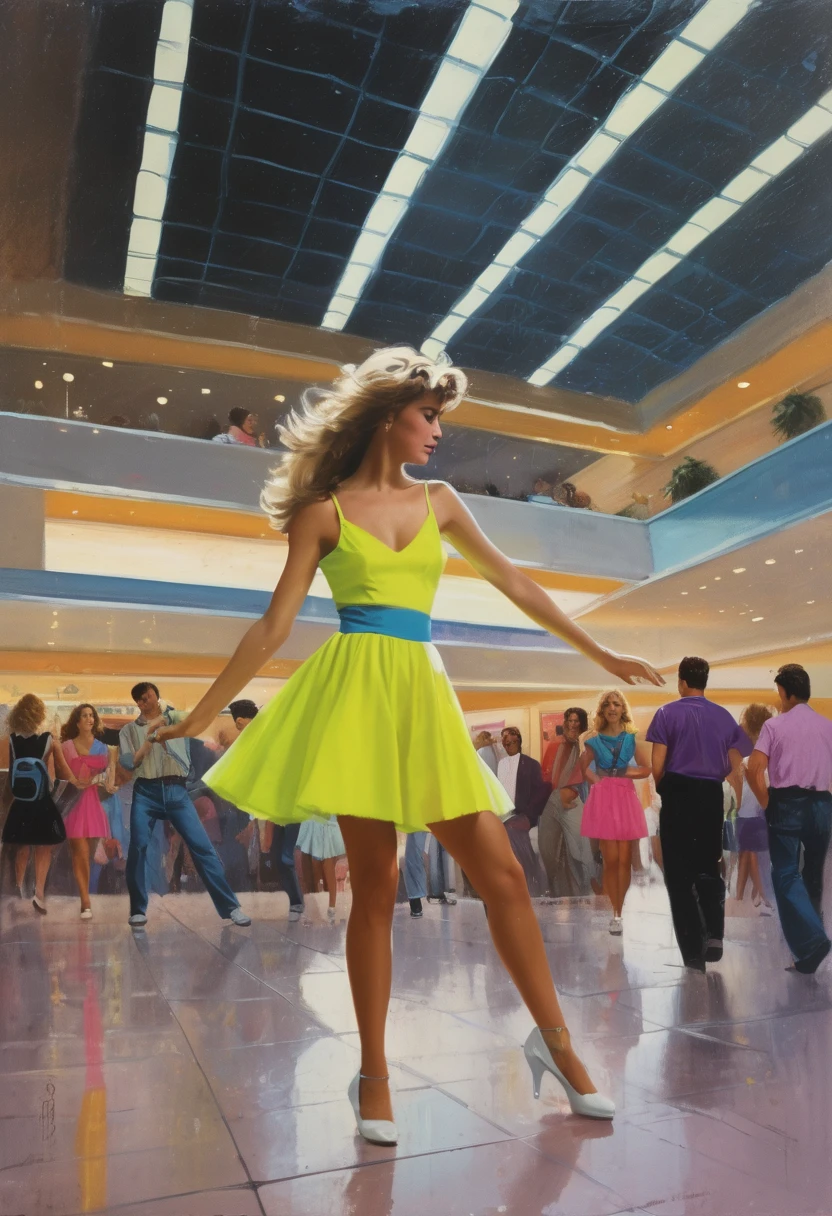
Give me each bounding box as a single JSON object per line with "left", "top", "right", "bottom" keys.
{"left": 3, "top": 694, "right": 78, "bottom": 913}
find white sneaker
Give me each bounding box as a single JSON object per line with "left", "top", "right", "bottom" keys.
{"left": 609, "top": 916, "right": 623, "bottom": 935}
{"left": 80, "top": 908, "right": 93, "bottom": 921}
{"left": 228, "top": 907, "right": 251, "bottom": 927}
{"left": 128, "top": 913, "right": 147, "bottom": 928}
{"left": 288, "top": 904, "right": 304, "bottom": 922}
{"left": 327, "top": 906, "right": 336, "bottom": 922}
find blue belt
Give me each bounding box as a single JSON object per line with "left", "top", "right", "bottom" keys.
{"left": 338, "top": 604, "right": 432, "bottom": 642}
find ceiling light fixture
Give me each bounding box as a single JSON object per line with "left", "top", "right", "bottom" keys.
{"left": 714, "top": 576, "right": 721, "bottom": 581}
{"left": 737, "top": 380, "right": 750, "bottom": 388}
{"left": 34, "top": 380, "right": 43, "bottom": 389}
{"left": 665, "top": 424, "right": 673, "bottom": 430}
{"left": 123, "top": 0, "right": 195, "bottom": 296}
{"left": 156, "top": 396, "right": 168, "bottom": 405}
{"left": 274, "top": 394, "right": 285, "bottom": 402}
{"left": 733, "top": 567, "right": 746, "bottom": 573}
{"left": 795, "top": 548, "right": 804, "bottom": 553}
{"left": 751, "top": 616, "right": 764, "bottom": 622}
{"left": 764, "top": 559, "right": 776, "bottom": 565}
{"left": 526, "top": 82, "right": 832, "bottom": 385}
{"left": 323, "top": 0, "right": 519, "bottom": 332}
{"left": 807, "top": 599, "right": 815, "bottom": 604}
{"left": 699, "top": 585, "right": 707, "bottom": 590}
{"left": 102, "top": 361, "right": 114, "bottom": 368}
{"left": 421, "top": 0, "right": 755, "bottom": 363}
{"left": 201, "top": 388, "right": 211, "bottom": 394}
{"left": 62, "top": 373, "right": 74, "bottom": 383}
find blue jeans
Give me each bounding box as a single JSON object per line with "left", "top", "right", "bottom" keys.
{"left": 127, "top": 779, "right": 239, "bottom": 919}
{"left": 404, "top": 832, "right": 428, "bottom": 900}
{"left": 766, "top": 787, "right": 832, "bottom": 963}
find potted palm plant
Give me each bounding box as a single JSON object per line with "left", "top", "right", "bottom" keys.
{"left": 771, "top": 392, "right": 826, "bottom": 442}
{"left": 663, "top": 456, "right": 719, "bottom": 503}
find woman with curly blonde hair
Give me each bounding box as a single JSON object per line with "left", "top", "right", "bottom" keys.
{"left": 156, "top": 345, "right": 662, "bottom": 1137}
{"left": 580, "top": 689, "right": 652, "bottom": 934}
{"left": 2, "top": 693, "right": 78, "bottom": 913}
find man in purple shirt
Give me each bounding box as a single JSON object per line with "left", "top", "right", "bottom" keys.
{"left": 647, "top": 656, "right": 751, "bottom": 970}
{"left": 747, "top": 664, "right": 832, "bottom": 975}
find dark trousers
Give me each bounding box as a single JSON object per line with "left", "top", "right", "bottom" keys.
{"left": 270, "top": 823, "right": 302, "bottom": 907}
{"left": 658, "top": 773, "right": 725, "bottom": 964}
{"left": 766, "top": 787, "right": 832, "bottom": 964}
{"left": 127, "top": 779, "right": 239, "bottom": 919}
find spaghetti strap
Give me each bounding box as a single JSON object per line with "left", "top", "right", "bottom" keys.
{"left": 331, "top": 493, "right": 346, "bottom": 523}
{"left": 423, "top": 481, "right": 433, "bottom": 518}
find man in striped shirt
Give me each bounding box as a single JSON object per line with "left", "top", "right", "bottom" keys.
{"left": 119, "top": 681, "right": 250, "bottom": 929}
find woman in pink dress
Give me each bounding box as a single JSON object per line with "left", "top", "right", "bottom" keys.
{"left": 580, "top": 689, "right": 651, "bottom": 935}
{"left": 61, "top": 704, "right": 114, "bottom": 919}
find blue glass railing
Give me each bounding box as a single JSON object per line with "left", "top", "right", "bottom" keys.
{"left": 648, "top": 421, "right": 832, "bottom": 574}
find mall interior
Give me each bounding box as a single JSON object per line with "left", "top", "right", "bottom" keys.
{"left": 2, "top": 0, "right": 832, "bottom": 1213}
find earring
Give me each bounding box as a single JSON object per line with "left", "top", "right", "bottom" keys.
{"left": 385, "top": 420, "right": 392, "bottom": 432}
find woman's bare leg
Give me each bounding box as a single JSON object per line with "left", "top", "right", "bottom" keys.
{"left": 14, "top": 847, "right": 30, "bottom": 890}
{"left": 429, "top": 811, "right": 598, "bottom": 1096}
{"left": 736, "top": 852, "right": 750, "bottom": 901}
{"left": 33, "top": 846, "right": 53, "bottom": 902}
{"left": 322, "top": 857, "right": 338, "bottom": 907}
{"left": 599, "top": 840, "right": 620, "bottom": 914}
{"left": 617, "top": 841, "right": 632, "bottom": 914}
{"left": 69, "top": 837, "right": 93, "bottom": 910}
{"left": 338, "top": 816, "right": 399, "bottom": 1121}
{"left": 748, "top": 852, "right": 763, "bottom": 902}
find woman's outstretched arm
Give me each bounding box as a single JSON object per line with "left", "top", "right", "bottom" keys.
{"left": 154, "top": 505, "right": 326, "bottom": 741}
{"left": 435, "top": 484, "right": 664, "bottom": 687}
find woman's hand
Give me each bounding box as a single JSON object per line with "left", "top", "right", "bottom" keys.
{"left": 600, "top": 651, "right": 664, "bottom": 687}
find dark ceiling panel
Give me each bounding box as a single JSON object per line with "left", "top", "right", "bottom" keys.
{"left": 62, "top": 0, "right": 832, "bottom": 408}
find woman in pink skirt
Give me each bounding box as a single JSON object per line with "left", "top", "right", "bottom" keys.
{"left": 61, "top": 704, "right": 115, "bottom": 919}
{"left": 580, "top": 690, "right": 651, "bottom": 935}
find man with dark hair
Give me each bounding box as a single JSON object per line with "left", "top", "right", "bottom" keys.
{"left": 229, "top": 700, "right": 259, "bottom": 729}
{"left": 498, "top": 727, "right": 550, "bottom": 896}
{"left": 747, "top": 665, "right": 832, "bottom": 974}
{"left": 647, "top": 657, "right": 751, "bottom": 970}
{"left": 119, "top": 682, "right": 251, "bottom": 928}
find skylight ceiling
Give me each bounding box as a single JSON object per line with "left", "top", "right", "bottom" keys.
{"left": 64, "top": 0, "right": 832, "bottom": 405}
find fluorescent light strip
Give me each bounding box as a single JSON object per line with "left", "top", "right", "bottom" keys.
{"left": 527, "top": 87, "right": 832, "bottom": 386}
{"left": 420, "top": 0, "right": 754, "bottom": 360}
{"left": 123, "top": 0, "right": 194, "bottom": 296}
{"left": 321, "top": 0, "right": 519, "bottom": 331}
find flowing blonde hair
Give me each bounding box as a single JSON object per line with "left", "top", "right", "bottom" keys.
{"left": 260, "top": 346, "right": 467, "bottom": 531}
{"left": 593, "top": 688, "right": 637, "bottom": 735}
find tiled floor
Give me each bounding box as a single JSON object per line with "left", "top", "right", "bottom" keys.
{"left": 1, "top": 880, "right": 830, "bottom": 1216}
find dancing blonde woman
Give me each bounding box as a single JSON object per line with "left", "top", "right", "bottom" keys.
{"left": 156, "top": 347, "right": 663, "bottom": 1140}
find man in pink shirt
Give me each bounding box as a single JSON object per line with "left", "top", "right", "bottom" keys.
{"left": 747, "top": 664, "right": 832, "bottom": 975}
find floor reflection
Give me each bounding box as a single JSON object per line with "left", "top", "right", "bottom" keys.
{"left": 0, "top": 884, "right": 830, "bottom": 1216}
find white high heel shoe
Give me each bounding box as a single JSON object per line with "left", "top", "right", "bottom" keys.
{"left": 348, "top": 1073, "right": 398, "bottom": 1145}
{"left": 524, "top": 1027, "right": 615, "bottom": 1119}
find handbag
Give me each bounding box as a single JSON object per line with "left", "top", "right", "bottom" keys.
{"left": 53, "top": 779, "right": 84, "bottom": 819}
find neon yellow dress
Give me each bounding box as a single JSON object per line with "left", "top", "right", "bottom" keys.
{"left": 204, "top": 483, "right": 513, "bottom": 831}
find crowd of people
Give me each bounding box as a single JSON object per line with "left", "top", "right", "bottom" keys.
{"left": 475, "top": 657, "right": 832, "bottom": 975}
{"left": 0, "top": 684, "right": 454, "bottom": 926}
{"left": 3, "top": 658, "right": 829, "bottom": 979}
